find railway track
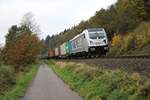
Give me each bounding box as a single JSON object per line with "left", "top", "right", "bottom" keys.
{"left": 55, "top": 54, "right": 150, "bottom": 77}
{"left": 102, "top": 54, "right": 150, "bottom": 59}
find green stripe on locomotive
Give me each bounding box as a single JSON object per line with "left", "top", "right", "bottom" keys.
{"left": 65, "top": 41, "right": 72, "bottom": 55}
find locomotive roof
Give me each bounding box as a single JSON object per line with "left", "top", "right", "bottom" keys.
{"left": 70, "top": 28, "right": 105, "bottom": 41}
{"left": 87, "top": 28, "right": 104, "bottom": 32}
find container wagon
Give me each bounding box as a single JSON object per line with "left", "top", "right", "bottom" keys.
{"left": 48, "top": 50, "right": 55, "bottom": 58}
{"left": 65, "top": 41, "right": 72, "bottom": 58}
{"left": 60, "top": 42, "right": 67, "bottom": 58}
{"left": 54, "top": 47, "right": 59, "bottom": 57}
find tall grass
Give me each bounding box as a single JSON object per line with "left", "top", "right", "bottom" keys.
{"left": 0, "top": 64, "right": 38, "bottom": 100}
{"left": 0, "top": 66, "right": 16, "bottom": 93}
{"left": 47, "top": 61, "right": 150, "bottom": 100}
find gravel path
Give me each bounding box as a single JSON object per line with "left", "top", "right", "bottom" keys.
{"left": 22, "top": 64, "right": 82, "bottom": 100}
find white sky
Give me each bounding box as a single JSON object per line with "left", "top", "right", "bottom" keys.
{"left": 0, "top": 0, "right": 117, "bottom": 45}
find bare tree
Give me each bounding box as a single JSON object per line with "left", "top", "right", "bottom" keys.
{"left": 20, "top": 12, "right": 40, "bottom": 34}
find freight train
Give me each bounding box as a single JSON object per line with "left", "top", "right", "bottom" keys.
{"left": 48, "top": 28, "right": 109, "bottom": 58}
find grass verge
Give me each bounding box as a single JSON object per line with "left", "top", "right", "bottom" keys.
{"left": 47, "top": 60, "right": 150, "bottom": 100}
{"left": 0, "top": 64, "right": 38, "bottom": 100}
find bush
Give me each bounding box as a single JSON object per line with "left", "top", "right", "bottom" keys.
{"left": 108, "top": 22, "right": 150, "bottom": 55}
{"left": 123, "top": 33, "right": 135, "bottom": 51}
{"left": 109, "top": 33, "right": 135, "bottom": 55}
{"left": 3, "top": 33, "right": 43, "bottom": 70}
{"left": 137, "top": 79, "right": 150, "bottom": 99}
{"left": 134, "top": 22, "right": 150, "bottom": 48}
{"left": 0, "top": 66, "right": 16, "bottom": 94}
{"left": 108, "top": 34, "right": 124, "bottom": 55}
{"left": 0, "top": 64, "right": 38, "bottom": 100}
{"left": 111, "top": 34, "right": 122, "bottom": 47}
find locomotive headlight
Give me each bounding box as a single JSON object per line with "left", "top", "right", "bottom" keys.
{"left": 104, "top": 46, "right": 108, "bottom": 50}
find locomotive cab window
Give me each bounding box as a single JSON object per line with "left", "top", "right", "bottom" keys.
{"left": 89, "top": 32, "right": 105, "bottom": 39}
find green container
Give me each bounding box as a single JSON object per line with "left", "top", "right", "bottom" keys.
{"left": 65, "top": 41, "right": 72, "bottom": 55}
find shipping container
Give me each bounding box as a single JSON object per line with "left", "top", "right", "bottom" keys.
{"left": 65, "top": 41, "right": 72, "bottom": 55}
{"left": 48, "top": 50, "right": 55, "bottom": 58}
{"left": 60, "top": 42, "right": 66, "bottom": 56}
{"left": 55, "top": 47, "right": 59, "bottom": 56}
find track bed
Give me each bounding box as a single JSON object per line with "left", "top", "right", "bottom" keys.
{"left": 57, "top": 57, "right": 150, "bottom": 77}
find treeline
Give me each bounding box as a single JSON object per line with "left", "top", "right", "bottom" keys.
{"left": 44, "top": 0, "right": 150, "bottom": 54}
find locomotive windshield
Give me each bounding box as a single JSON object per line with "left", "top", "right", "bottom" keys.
{"left": 89, "top": 31, "right": 105, "bottom": 39}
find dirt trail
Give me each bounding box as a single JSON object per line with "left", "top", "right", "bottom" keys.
{"left": 22, "top": 64, "right": 82, "bottom": 100}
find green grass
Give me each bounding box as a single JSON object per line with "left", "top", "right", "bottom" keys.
{"left": 47, "top": 60, "right": 150, "bottom": 100}
{"left": 0, "top": 64, "right": 38, "bottom": 100}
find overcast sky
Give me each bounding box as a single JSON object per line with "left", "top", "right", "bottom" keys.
{"left": 0, "top": 0, "right": 117, "bottom": 45}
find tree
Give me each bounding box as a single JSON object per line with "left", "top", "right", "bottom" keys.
{"left": 116, "top": 0, "right": 147, "bottom": 33}
{"left": 20, "top": 12, "right": 40, "bottom": 34}
{"left": 5, "top": 25, "right": 18, "bottom": 44}
{"left": 43, "top": 0, "right": 150, "bottom": 51}
{"left": 3, "top": 12, "right": 43, "bottom": 70}
{"left": 144, "top": 0, "right": 150, "bottom": 20}
{"left": 5, "top": 24, "right": 32, "bottom": 45}
{"left": 3, "top": 33, "right": 43, "bottom": 70}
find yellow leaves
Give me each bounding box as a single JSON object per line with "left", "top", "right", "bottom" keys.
{"left": 111, "top": 34, "right": 122, "bottom": 47}
{"left": 124, "top": 33, "right": 135, "bottom": 51}
{"left": 110, "top": 33, "right": 135, "bottom": 55}
{"left": 110, "top": 22, "right": 150, "bottom": 55}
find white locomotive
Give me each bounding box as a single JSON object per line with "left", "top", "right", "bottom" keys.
{"left": 70, "top": 28, "right": 108, "bottom": 57}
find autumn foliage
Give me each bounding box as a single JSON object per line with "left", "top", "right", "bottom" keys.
{"left": 109, "top": 22, "right": 150, "bottom": 55}
{"left": 134, "top": 22, "right": 150, "bottom": 48}
{"left": 3, "top": 33, "right": 43, "bottom": 70}
{"left": 111, "top": 34, "right": 122, "bottom": 47}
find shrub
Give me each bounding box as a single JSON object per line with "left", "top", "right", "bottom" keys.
{"left": 3, "top": 33, "right": 43, "bottom": 70}
{"left": 123, "top": 33, "right": 135, "bottom": 51}
{"left": 138, "top": 79, "right": 150, "bottom": 99}
{"left": 134, "top": 22, "right": 150, "bottom": 48}
{"left": 111, "top": 34, "right": 122, "bottom": 47}
{"left": 0, "top": 64, "right": 38, "bottom": 100}
{"left": 0, "top": 66, "right": 16, "bottom": 94}
{"left": 108, "top": 22, "right": 150, "bottom": 55}
{"left": 108, "top": 34, "right": 124, "bottom": 55}
{"left": 109, "top": 33, "right": 136, "bottom": 55}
